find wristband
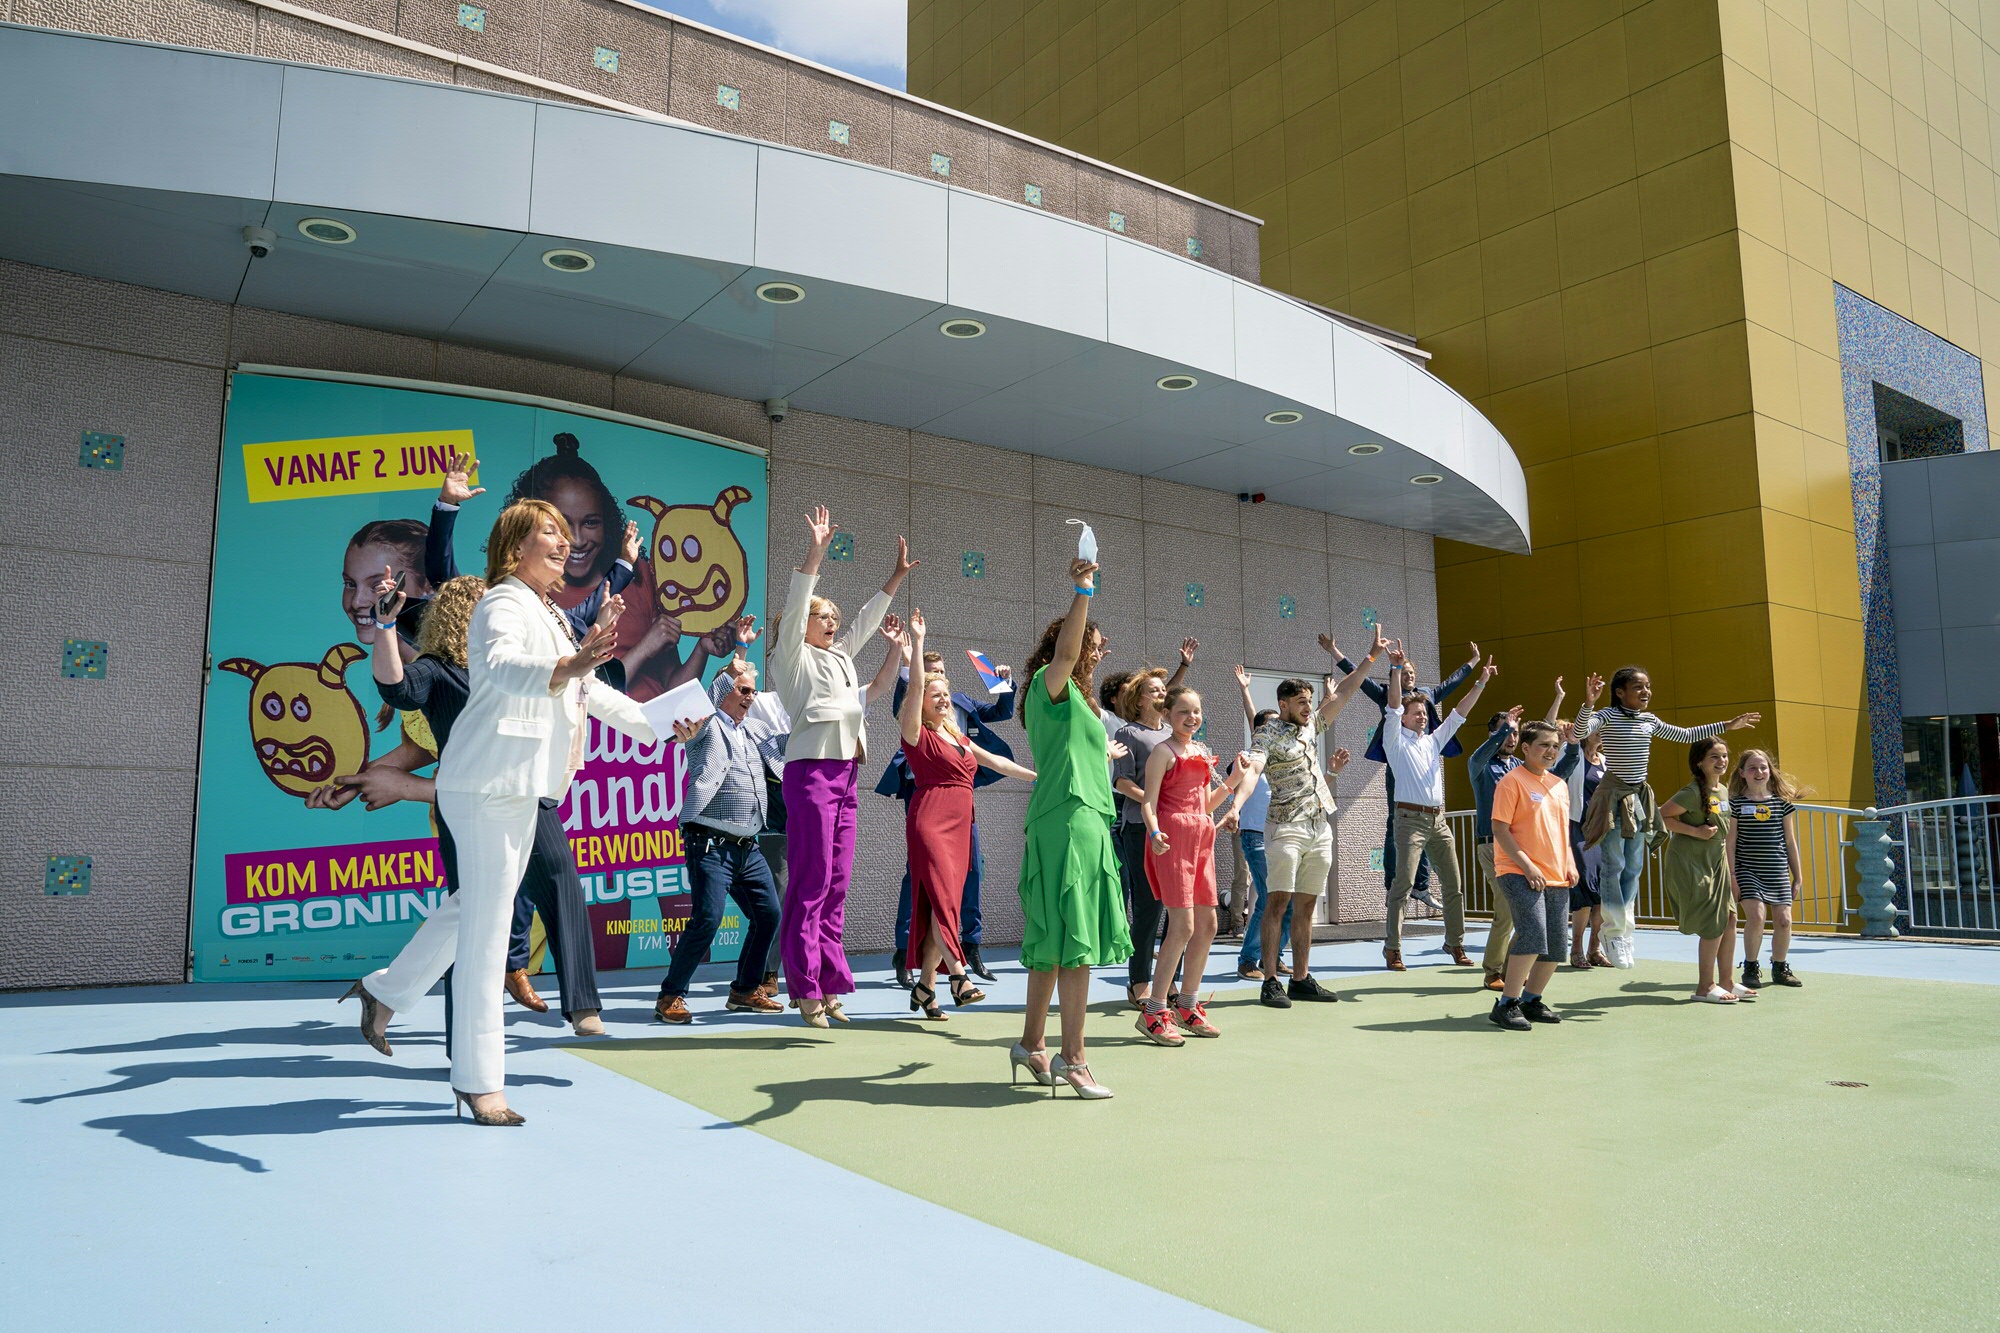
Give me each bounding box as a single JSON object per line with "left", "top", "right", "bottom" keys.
{"left": 1074, "top": 584, "right": 1094, "bottom": 597}
{"left": 373, "top": 618, "right": 399, "bottom": 630}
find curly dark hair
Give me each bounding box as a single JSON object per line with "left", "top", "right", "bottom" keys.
{"left": 505, "top": 432, "right": 623, "bottom": 584}
{"left": 1025, "top": 615, "right": 1103, "bottom": 708}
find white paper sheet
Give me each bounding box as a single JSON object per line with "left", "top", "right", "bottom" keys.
{"left": 640, "top": 677, "right": 717, "bottom": 735}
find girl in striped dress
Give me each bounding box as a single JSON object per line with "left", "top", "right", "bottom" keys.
{"left": 1727, "top": 749, "right": 1805, "bottom": 989}
{"left": 1575, "top": 667, "right": 1760, "bottom": 968}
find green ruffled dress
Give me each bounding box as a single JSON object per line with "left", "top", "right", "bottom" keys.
{"left": 1016, "top": 666, "right": 1134, "bottom": 972}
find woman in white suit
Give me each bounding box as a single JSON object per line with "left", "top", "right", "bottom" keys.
{"left": 343, "top": 499, "right": 656, "bottom": 1125}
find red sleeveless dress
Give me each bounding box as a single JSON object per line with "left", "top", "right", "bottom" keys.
{"left": 1144, "top": 748, "right": 1218, "bottom": 909}
{"left": 904, "top": 725, "right": 977, "bottom": 964}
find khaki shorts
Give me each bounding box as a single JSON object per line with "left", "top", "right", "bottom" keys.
{"left": 1265, "top": 818, "right": 1333, "bottom": 899}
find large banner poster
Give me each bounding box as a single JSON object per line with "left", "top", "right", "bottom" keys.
{"left": 191, "top": 372, "right": 767, "bottom": 982}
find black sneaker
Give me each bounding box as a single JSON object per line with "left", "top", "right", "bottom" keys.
{"left": 1288, "top": 974, "right": 1340, "bottom": 1003}
{"left": 1521, "top": 998, "right": 1563, "bottom": 1024}
{"left": 1771, "top": 960, "right": 1802, "bottom": 987}
{"left": 1489, "top": 998, "right": 1531, "bottom": 1031}
{"left": 1741, "top": 959, "right": 1763, "bottom": 989}
{"left": 1260, "top": 977, "right": 1292, "bottom": 1008}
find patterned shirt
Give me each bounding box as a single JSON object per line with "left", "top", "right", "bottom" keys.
{"left": 1576, "top": 702, "right": 1727, "bottom": 785}
{"left": 1250, "top": 714, "right": 1334, "bottom": 827}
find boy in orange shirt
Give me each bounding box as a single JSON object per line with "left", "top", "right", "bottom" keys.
{"left": 1488, "top": 720, "right": 1578, "bottom": 1030}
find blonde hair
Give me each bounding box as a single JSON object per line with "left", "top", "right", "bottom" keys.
{"left": 484, "top": 499, "right": 571, "bottom": 585}
{"left": 1117, "top": 666, "right": 1169, "bottom": 722}
{"left": 418, "top": 575, "right": 487, "bottom": 668}
{"left": 1729, "top": 749, "right": 1806, "bottom": 803}
{"left": 919, "top": 670, "right": 961, "bottom": 736}
{"left": 808, "top": 594, "right": 840, "bottom": 622}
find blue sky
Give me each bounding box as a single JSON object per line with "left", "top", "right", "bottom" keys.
{"left": 645, "top": 1, "right": 908, "bottom": 90}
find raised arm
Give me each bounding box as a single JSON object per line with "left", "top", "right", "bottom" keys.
{"left": 1323, "top": 632, "right": 1387, "bottom": 706}
{"left": 1574, "top": 671, "right": 1605, "bottom": 739}
{"left": 1045, "top": 557, "right": 1097, "bottom": 703}
{"left": 1165, "top": 638, "right": 1197, "bottom": 691}
{"left": 1653, "top": 710, "right": 1761, "bottom": 743}
{"left": 1431, "top": 644, "right": 1479, "bottom": 706}
{"left": 569, "top": 520, "right": 642, "bottom": 631}
{"left": 1452, "top": 656, "right": 1498, "bottom": 721}
{"left": 1322, "top": 623, "right": 1387, "bottom": 722}
{"left": 1545, "top": 675, "right": 1565, "bottom": 725}
{"left": 863, "top": 614, "right": 905, "bottom": 708}
{"left": 366, "top": 565, "right": 410, "bottom": 693}
{"left": 898, "top": 612, "right": 927, "bottom": 747}
{"left": 426, "top": 450, "right": 482, "bottom": 585}
{"left": 1233, "top": 663, "right": 1256, "bottom": 728}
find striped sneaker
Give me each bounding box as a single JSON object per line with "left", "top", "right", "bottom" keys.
{"left": 1135, "top": 1005, "right": 1185, "bottom": 1046}
{"left": 1172, "top": 998, "right": 1220, "bottom": 1037}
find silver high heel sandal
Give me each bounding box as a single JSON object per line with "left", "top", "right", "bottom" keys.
{"left": 1009, "top": 1042, "right": 1054, "bottom": 1087}
{"left": 339, "top": 979, "right": 392, "bottom": 1057}
{"left": 1049, "top": 1054, "right": 1113, "bottom": 1100}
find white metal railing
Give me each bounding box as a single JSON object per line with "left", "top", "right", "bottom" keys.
{"left": 1446, "top": 795, "right": 2000, "bottom": 940}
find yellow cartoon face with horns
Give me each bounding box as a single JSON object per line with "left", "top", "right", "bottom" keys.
{"left": 628, "top": 486, "right": 752, "bottom": 636}
{"left": 218, "top": 644, "right": 370, "bottom": 798}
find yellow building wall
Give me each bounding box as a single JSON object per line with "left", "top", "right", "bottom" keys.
{"left": 910, "top": 0, "right": 2000, "bottom": 811}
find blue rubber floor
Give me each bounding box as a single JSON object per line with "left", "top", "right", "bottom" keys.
{"left": 4, "top": 927, "right": 1992, "bottom": 1330}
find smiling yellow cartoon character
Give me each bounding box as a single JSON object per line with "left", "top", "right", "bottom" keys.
{"left": 627, "top": 486, "right": 752, "bottom": 636}
{"left": 218, "top": 644, "right": 370, "bottom": 799}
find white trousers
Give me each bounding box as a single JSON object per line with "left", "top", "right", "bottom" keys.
{"left": 365, "top": 791, "right": 538, "bottom": 1095}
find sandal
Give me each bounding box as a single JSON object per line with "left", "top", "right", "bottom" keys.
{"left": 1694, "top": 986, "right": 1738, "bottom": 1004}
{"left": 950, "top": 974, "right": 985, "bottom": 1006}
{"left": 909, "top": 982, "right": 945, "bottom": 1020}
{"left": 1125, "top": 983, "right": 1147, "bottom": 1011}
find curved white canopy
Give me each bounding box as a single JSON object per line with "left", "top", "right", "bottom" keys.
{"left": 0, "top": 23, "right": 1530, "bottom": 552}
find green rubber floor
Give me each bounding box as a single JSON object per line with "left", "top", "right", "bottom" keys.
{"left": 574, "top": 964, "right": 1999, "bottom": 1331}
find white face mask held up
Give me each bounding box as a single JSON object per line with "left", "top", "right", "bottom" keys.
{"left": 1067, "top": 518, "right": 1098, "bottom": 564}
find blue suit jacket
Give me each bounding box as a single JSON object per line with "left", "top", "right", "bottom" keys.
{"left": 1338, "top": 655, "right": 1476, "bottom": 763}
{"left": 875, "top": 678, "right": 1016, "bottom": 796}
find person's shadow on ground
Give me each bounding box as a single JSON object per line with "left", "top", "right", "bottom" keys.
{"left": 21, "top": 1054, "right": 570, "bottom": 1105}
{"left": 726, "top": 1061, "right": 1048, "bottom": 1126}
{"left": 83, "top": 1098, "right": 455, "bottom": 1173}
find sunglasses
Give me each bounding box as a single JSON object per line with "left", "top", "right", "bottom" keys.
{"left": 734, "top": 684, "right": 757, "bottom": 696}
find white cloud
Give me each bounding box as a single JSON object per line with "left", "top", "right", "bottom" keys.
{"left": 707, "top": 0, "right": 906, "bottom": 77}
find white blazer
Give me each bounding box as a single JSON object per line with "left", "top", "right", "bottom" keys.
{"left": 769, "top": 569, "right": 890, "bottom": 763}
{"left": 436, "top": 577, "right": 657, "bottom": 799}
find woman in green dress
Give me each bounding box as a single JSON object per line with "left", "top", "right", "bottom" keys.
{"left": 1011, "top": 553, "right": 1132, "bottom": 1100}
{"left": 1660, "top": 737, "right": 1751, "bottom": 1003}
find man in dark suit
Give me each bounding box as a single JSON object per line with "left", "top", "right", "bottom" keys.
{"left": 1325, "top": 632, "right": 1478, "bottom": 925}
{"left": 877, "top": 650, "right": 1016, "bottom": 984}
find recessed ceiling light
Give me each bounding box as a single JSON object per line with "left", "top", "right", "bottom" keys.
{"left": 297, "top": 217, "right": 356, "bottom": 245}
{"left": 1264, "top": 409, "right": 1304, "bottom": 425}
{"left": 756, "top": 280, "right": 806, "bottom": 304}
{"left": 1410, "top": 474, "right": 1444, "bottom": 485}
{"left": 542, "top": 248, "right": 595, "bottom": 273}
{"left": 1348, "top": 442, "right": 1384, "bottom": 456}
{"left": 940, "top": 318, "right": 986, "bottom": 339}
{"left": 1156, "top": 373, "right": 1198, "bottom": 391}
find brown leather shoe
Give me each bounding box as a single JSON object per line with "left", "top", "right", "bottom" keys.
{"left": 1236, "top": 963, "right": 1264, "bottom": 980}
{"left": 758, "top": 971, "right": 780, "bottom": 999}
{"left": 653, "top": 995, "right": 692, "bottom": 1024}
{"left": 726, "top": 987, "right": 782, "bottom": 1013}
{"left": 504, "top": 968, "right": 549, "bottom": 1013}
{"left": 1445, "top": 945, "right": 1472, "bottom": 966}
{"left": 1482, "top": 973, "right": 1506, "bottom": 991}
{"left": 1383, "top": 949, "right": 1408, "bottom": 972}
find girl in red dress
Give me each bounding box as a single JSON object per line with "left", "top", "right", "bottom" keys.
{"left": 898, "top": 610, "right": 1039, "bottom": 1020}
{"left": 1137, "top": 687, "right": 1241, "bottom": 1044}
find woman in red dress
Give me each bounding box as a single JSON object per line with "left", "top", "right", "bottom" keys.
{"left": 1136, "top": 686, "right": 1241, "bottom": 1044}
{"left": 898, "top": 610, "right": 1038, "bottom": 1020}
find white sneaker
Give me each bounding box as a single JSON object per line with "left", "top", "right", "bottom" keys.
{"left": 1613, "top": 938, "right": 1635, "bottom": 969}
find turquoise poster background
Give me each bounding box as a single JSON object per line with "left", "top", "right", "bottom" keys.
{"left": 192, "top": 372, "right": 766, "bottom": 983}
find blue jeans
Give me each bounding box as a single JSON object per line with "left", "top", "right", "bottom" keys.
{"left": 1595, "top": 825, "right": 1646, "bottom": 938}
{"left": 894, "top": 820, "right": 984, "bottom": 949}
{"left": 1237, "top": 830, "right": 1293, "bottom": 965}
{"left": 659, "top": 830, "right": 782, "bottom": 999}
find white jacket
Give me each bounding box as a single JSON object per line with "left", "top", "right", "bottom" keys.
{"left": 436, "top": 577, "right": 657, "bottom": 799}
{"left": 769, "top": 569, "right": 890, "bottom": 763}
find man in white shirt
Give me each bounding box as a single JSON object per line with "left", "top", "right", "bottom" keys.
{"left": 1380, "top": 643, "right": 1496, "bottom": 972}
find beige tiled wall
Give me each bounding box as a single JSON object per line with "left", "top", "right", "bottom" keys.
{"left": 0, "top": 257, "right": 1435, "bottom": 987}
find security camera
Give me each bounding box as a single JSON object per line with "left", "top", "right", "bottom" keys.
{"left": 242, "top": 225, "right": 277, "bottom": 260}
{"left": 764, "top": 397, "right": 789, "bottom": 423}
